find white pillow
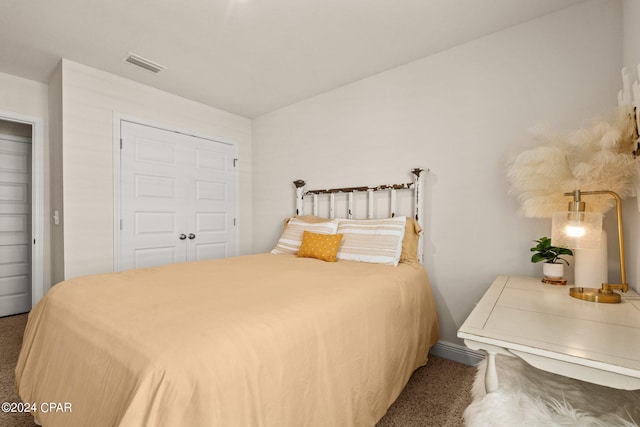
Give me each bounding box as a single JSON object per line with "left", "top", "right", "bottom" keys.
{"left": 271, "top": 218, "right": 339, "bottom": 255}
{"left": 336, "top": 217, "right": 407, "bottom": 266}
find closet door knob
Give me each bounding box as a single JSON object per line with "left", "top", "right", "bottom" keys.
{"left": 179, "top": 234, "right": 187, "bottom": 240}
{"left": 188, "top": 233, "right": 196, "bottom": 240}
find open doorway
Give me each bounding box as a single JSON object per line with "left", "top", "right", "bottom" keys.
{"left": 0, "top": 115, "right": 43, "bottom": 317}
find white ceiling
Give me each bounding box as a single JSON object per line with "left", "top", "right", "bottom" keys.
{"left": 0, "top": 0, "right": 586, "bottom": 118}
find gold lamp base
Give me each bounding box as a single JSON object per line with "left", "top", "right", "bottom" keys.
{"left": 569, "top": 286, "right": 621, "bottom": 304}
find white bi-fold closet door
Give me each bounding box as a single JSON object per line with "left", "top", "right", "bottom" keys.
{"left": 119, "top": 120, "right": 238, "bottom": 271}
{"left": 0, "top": 133, "right": 31, "bottom": 316}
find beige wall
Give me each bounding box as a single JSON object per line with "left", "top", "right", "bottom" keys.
{"left": 57, "top": 59, "right": 252, "bottom": 280}
{"left": 0, "top": 71, "right": 52, "bottom": 291}
{"left": 252, "top": 0, "right": 624, "bottom": 347}
{"left": 0, "top": 72, "right": 48, "bottom": 119}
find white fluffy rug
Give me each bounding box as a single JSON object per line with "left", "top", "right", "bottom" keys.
{"left": 464, "top": 355, "right": 640, "bottom": 427}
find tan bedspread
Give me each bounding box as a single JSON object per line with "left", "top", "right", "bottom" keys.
{"left": 15, "top": 253, "right": 439, "bottom": 427}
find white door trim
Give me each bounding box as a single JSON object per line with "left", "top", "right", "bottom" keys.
{"left": 112, "top": 113, "right": 238, "bottom": 272}
{"left": 0, "top": 110, "right": 44, "bottom": 308}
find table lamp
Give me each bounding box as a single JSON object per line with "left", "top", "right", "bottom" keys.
{"left": 551, "top": 189, "right": 628, "bottom": 303}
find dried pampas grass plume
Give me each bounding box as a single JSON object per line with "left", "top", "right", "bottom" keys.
{"left": 507, "top": 105, "right": 638, "bottom": 218}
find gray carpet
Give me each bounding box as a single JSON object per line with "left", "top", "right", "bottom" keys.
{"left": 1, "top": 313, "right": 475, "bottom": 427}
{"left": 0, "top": 313, "right": 36, "bottom": 427}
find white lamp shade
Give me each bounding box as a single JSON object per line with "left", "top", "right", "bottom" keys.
{"left": 551, "top": 211, "right": 603, "bottom": 249}
{"left": 574, "top": 229, "right": 608, "bottom": 287}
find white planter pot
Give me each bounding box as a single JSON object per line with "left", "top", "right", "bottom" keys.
{"left": 543, "top": 263, "right": 564, "bottom": 279}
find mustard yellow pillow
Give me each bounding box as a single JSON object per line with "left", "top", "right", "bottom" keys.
{"left": 297, "top": 231, "right": 343, "bottom": 262}
{"left": 400, "top": 217, "right": 422, "bottom": 263}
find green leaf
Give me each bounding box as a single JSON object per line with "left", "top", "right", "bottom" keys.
{"left": 531, "top": 253, "right": 547, "bottom": 263}
{"left": 530, "top": 236, "right": 572, "bottom": 265}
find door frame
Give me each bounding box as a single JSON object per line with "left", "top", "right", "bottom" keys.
{"left": 112, "top": 113, "right": 239, "bottom": 272}
{"left": 0, "top": 110, "right": 45, "bottom": 308}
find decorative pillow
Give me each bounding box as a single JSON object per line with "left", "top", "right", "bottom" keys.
{"left": 400, "top": 217, "right": 422, "bottom": 264}
{"left": 336, "top": 217, "right": 407, "bottom": 266}
{"left": 271, "top": 218, "right": 339, "bottom": 255}
{"left": 297, "top": 231, "right": 343, "bottom": 262}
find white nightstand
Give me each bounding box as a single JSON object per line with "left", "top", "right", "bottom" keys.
{"left": 458, "top": 275, "right": 640, "bottom": 392}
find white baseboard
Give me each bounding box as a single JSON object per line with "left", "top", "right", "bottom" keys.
{"left": 429, "top": 340, "right": 484, "bottom": 366}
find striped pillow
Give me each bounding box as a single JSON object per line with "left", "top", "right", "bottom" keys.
{"left": 271, "top": 218, "right": 339, "bottom": 255}
{"left": 336, "top": 217, "right": 407, "bottom": 266}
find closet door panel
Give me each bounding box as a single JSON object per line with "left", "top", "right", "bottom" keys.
{"left": 119, "top": 121, "right": 238, "bottom": 270}
{"left": 186, "top": 135, "right": 237, "bottom": 262}
{"left": 0, "top": 136, "right": 32, "bottom": 316}
{"left": 120, "top": 122, "right": 190, "bottom": 270}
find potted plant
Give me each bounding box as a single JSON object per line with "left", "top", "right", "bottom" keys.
{"left": 530, "top": 237, "right": 573, "bottom": 280}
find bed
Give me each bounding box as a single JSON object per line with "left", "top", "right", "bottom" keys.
{"left": 15, "top": 169, "right": 439, "bottom": 427}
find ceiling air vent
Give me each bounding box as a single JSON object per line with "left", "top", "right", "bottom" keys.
{"left": 121, "top": 53, "right": 166, "bottom": 74}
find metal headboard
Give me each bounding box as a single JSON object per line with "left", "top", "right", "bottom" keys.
{"left": 293, "top": 168, "right": 427, "bottom": 262}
